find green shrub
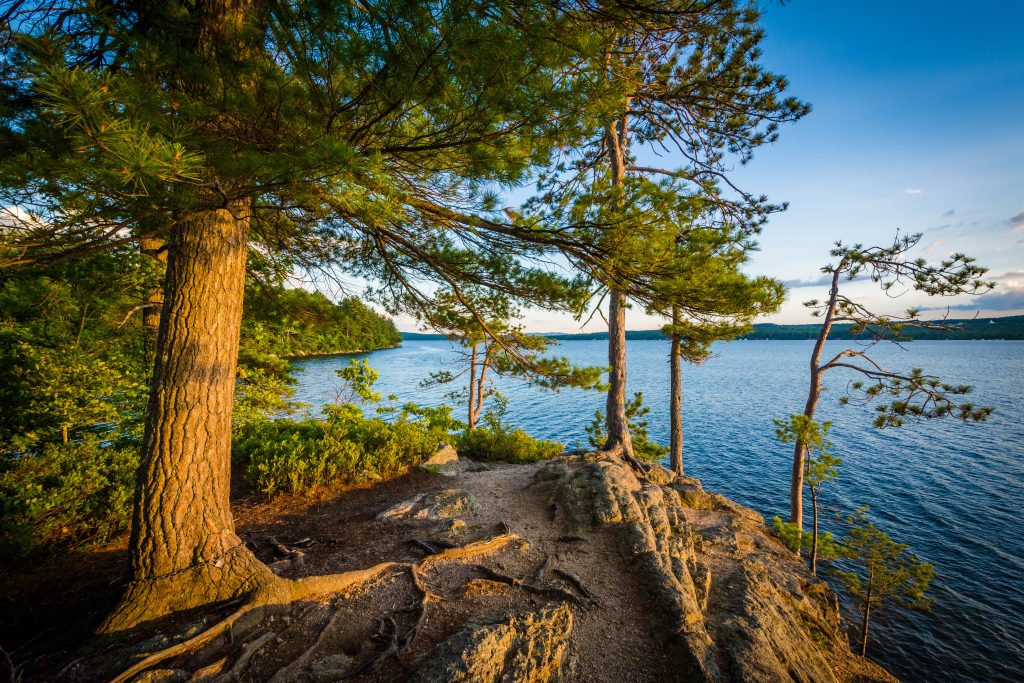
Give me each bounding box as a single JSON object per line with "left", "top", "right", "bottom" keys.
{"left": 456, "top": 424, "right": 563, "bottom": 463}
{"left": 233, "top": 403, "right": 455, "bottom": 496}
{"left": 585, "top": 391, "right": 668, "bottom": 461}
{"left": 0, "top": 437, "right": 138, "bottom": 559}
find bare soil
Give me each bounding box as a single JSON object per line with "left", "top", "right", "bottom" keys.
{"left": 0, "top": 461, "right": 674, "bottom": 682}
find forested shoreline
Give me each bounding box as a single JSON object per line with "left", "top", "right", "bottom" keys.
{"left": 404, "top": 315, "right": 1024, "bottom": 342}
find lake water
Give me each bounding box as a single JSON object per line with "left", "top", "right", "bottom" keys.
{"left": 291, "top": 339, "right": 1024, "bottom": 682}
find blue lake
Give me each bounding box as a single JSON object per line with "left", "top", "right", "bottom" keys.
{"left": 291, "top": 339, "right": 1024, "bottom": 682}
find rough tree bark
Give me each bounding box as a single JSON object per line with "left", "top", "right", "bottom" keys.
{"left": 101, "top": 198, "right": 284, "bottom": 633}
{"left": 604, "top": 288, "right": 633, "bottom": 456}
{"left": 601, "top": 104, "right": 633, "bottom": 457}
{"left": 791, "top": 266, "right": 842, "bottom": 531}
{"left": 669, "top": 307, "right": 683, "bottom": 475}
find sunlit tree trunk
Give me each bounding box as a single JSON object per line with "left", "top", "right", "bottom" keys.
{"left": 602, "top": 107, "right": 633, "bottom": 457}
{"left": 139, "top": 235, "right": 167, "bottom": 360}
{"left": 669, "top": 308, "right": 683, "bottom": 475}
{"left": 860, "top": 576, "right": 873, "bottom": 657}
{"left": 792, "top": 267, "right": 842, "bottom": 531}
{"left": 102, "top": 198, "right": 281, "bottom": 632}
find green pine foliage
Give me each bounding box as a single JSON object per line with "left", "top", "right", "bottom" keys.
{"left": 587, "top": 392, "right": 668, "bottom": 461}
{"left": 831, "top": 507, "right": 935, "bottom": 656}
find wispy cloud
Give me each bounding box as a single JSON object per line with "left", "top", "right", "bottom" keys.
{"left": 781, "top": 273, "right": 868, "bottom": 289}
{"left": 942, "top": 208, "right": 956, "bottom": 218}
{"left": 940, "top": 288, "right": 1024, "bottom": 312}
{"left": 904, "top": 188, "right": 924, "bottom": 195}
{"left": 1008, "top": 211, "right": 1024, "bottom": 239}
{"left": 922, "top": 237, "right": 947, "bottom": 255}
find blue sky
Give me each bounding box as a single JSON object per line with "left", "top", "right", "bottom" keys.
{"left": 375, "top": 2, "right": 1024, "bottom": 332}
{"left": 504, "top": 0, "right": 1024, "bottom": 333}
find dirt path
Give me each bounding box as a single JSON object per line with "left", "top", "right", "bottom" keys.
{"left": 224, "top": 460, "right": 673, "bottom": 682}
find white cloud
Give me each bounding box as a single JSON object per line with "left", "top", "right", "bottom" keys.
{"left": 904, "top": 188, "right": 924, "bottom": 195}
{"left": 922, "top": 237, "right": 947, "bottom": 255}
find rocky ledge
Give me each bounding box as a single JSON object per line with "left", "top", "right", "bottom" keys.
{"left": 66, "top": 451, "right": 898, "bottom": 683}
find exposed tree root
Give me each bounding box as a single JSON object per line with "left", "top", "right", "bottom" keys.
{"left": 419, "top": 533, "right": 520, "bottom": 566}
{"left": 553, "top": 568, "right": 601, "bottom": 607}
{"left": 266, "top": 536, "right": 306, "bottom": 574}
{"left": 110, "top": 595, "right": 271, "bottom": 683}
{"left": 288, "top": 562, "right": 398, "bottom": 601}
{"left": 110, "top": 563, "right": 397, "bottom": 683}
{"left": 556, "top": 535, "right": 587, "bottom": 543}
{"left": 531, "top": 554, "right": 550, "bottom": 584}
{"left": 408, "top": 538, "right": 440, "bottom": 555}
{"left": 0, "top": 642, "right": 18, "bottom": 683}
{"left": 110, "top": 533, "right": 521, "bottom": 683}
{"left": 472, "top": 565, "right": 583, "bottom": 606}
{"left": 344, "top": 616, "right": 402, "bottom": 679}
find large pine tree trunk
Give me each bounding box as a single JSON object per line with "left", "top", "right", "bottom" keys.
{"left": 669, "top": 331, "right": 683, "bottom": 475}
{"left": 602, "top": 103, "right": 633, "bottom": 458}
{"left": 101, "top": 200, "right": 281, "bottom": 633}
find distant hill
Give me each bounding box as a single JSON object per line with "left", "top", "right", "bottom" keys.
{"left": 519, "top": 315, "right": 1024, "bottom": 342}
{"left": 400, "top": 331, "right": 449, "bottom": 340}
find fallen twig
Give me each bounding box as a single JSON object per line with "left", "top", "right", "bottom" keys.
{"left": 553, "top": 568, "right": 601, "bottom": 607}
{"left": 472, "top": 565, "right": 582, "bottom": 605}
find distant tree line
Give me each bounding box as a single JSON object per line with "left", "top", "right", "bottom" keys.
{"left": 244, "top": 287, "right": 401, "bottom": 358}
{"left": 534, "top": 315, "right": 1023, "bottom": 342}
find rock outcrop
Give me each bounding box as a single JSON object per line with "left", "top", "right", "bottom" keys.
{"left": 376, "top": 488, "right": 479, "bottom": 521}
{"left": 411, "top": 604, "right": 573, "bottom": 683}
{"left": 539, "top": 454, "right": 896, "bottom": 683}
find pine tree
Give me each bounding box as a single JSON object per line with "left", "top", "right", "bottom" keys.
{"left": 421, "top": 289, "right": 604, "bottom": 430}
{"left": 832, "top": 508, "right": 935, "bottom": 657}
{"left": 648, "top": 221, "right": 784, "bottom": 474}
{"left": 788, "top": 234, "right": 993, "bottom": 532}
{"left": 773, "top": 415, "right": 840, "bottom": 574}
{"left": 0, "top": 0, "right": 622, "bottom": 634}
{"left": 529, "top": 1, "right": 807, "bottom": 459}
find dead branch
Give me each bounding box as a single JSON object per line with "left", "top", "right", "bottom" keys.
{"left": 553, "top": 568, "right": 601, "bottom": 607}
{"left": 407, "top": 538, "right": 439, "bottom": 555}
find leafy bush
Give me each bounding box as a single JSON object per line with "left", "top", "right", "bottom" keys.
{"left": 233, "top": 403, "right": 456, "bottom": 496}
{"left": 0, "top": 437, "right": 138, "bottom": 559}
{"left": 456, "top": 424, "right": 563, "bottom": 463}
